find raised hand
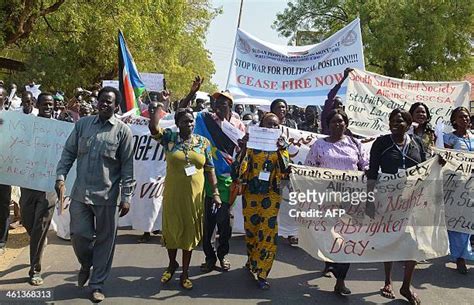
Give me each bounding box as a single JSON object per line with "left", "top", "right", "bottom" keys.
{"left": 190, "top": 76, "right": 204, "bottom": 93}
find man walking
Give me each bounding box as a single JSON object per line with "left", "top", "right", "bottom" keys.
{"left": 55, "top": 87, "right": 135, "bottom": 302}
{"left": 19, "top": 92, "right": 56, "bottom": 285}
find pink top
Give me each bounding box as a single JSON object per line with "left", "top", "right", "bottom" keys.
{"left": 304, "top": 136, "right": 369, "bottom": 171}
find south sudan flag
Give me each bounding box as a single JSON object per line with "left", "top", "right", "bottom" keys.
{"left": 118, "top": 30, "right": 145, "bottom": 115}
{"left": 195, "top": 112, "right": 239, "bottom": 202}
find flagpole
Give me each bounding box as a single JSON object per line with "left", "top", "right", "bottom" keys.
{"left": 225, "top": 0, "right": 244, "bottom": 90}
{"left": 237, "top": 0, "right": 244, "bottom": 28}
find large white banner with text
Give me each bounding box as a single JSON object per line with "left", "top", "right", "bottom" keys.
{"left": 227, "top": 18, "right": 365, "bottom": 106}
{"left": 290, "top": 159, "right": 449, "bottom": 262}
{"left": 345, "top": 69, "right": 471, "bottom": 137}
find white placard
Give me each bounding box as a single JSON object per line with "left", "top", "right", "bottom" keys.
{"left": 247, "top": 126, "right": 281, "bottom": 151}
{"left": 222, "top": 120, "right": 245, "bottom": 145}
{"left": 140, "top": 73, "right": 164, "bottom": 92}
{"left": 102, "top": 80, "right": 120, "bottom": 89}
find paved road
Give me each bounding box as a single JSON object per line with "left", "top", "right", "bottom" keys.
{"left": 0, "top": 229, "right": 472, "bottom": 304}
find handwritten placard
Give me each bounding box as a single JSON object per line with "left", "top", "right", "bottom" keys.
{"left": 345, "top": 69, "right": 471, "bottom": 137}
{"left": 0, "top": 111, "right": 75, "bottom": 192}
{"left": 435, "top": 148, "right": 474, "bottom": 234}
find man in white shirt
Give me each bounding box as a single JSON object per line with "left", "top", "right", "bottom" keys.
{"left": 20, "top": 91, "right": 39, "bottom": 116}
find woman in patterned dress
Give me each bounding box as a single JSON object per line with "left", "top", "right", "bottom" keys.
{"left": 234, "top": 113, "right": 290, "bottom": 289}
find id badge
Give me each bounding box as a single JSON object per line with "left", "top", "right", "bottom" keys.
{"left": 184, "top": 164, "right": 197, "bottom": 176}
{"left": 258, "top": 171, "right": 270, "bottom": 181}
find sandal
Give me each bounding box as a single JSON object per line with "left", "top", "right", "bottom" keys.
{"left": 288, "top": 236, "right": 298, "bottom": 246}
{"left": 380, "top": 284, "right": 396, "bottom": 299}
{"left": 257, "top": 277, "right": 270, "bottom": 290}
{"left": 400, "top": 288, "right": 421, "bottom": 305}
{"left": 180, "top": 275, "right": 193, "bottom": 290}
{"left": 219, "top": 257, "right": 231, "bottom": 272}
{"left": 161, "top": 261, "right": 179, "bottom": 284}
{"left": 29, "top": 274, "right": 44, "bottom": 286}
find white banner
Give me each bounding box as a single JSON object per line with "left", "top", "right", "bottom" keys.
{"left": 290, "top": 159, "right": 449, "bottom": 262}
{"left": 227, "top": 18, "right": 365, "bottom": 106}
{"left": 435, "top": 148, "right": 474, "bottom": 234}
{"left": 345, "top": 69, "right": 471, "bottom": 137}
{"left": 118, "top": 115, "right": 174, "bottom": 232}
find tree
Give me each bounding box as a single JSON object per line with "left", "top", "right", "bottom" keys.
{"left": 0, "top": 0, "right": 219, "bottom": 98}
{"left": 0, "top": 0, "right": 66, "bottom": 48}
{"left": 273, "top": 0, "right": 474, "bottom": 81}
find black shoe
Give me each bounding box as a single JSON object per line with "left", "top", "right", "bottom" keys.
{"left": 200, "top": 260, "right": 216, "bottom": 273}
{"left": 78, "top": 266, "right": 91, "bottom": 287}
{"left": 91, "top": 289, "right": 105, "bottom": 303}
{"left": 137, "top": 233, "right": 151, "bottom": 243}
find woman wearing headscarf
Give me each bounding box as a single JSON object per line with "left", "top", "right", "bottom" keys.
{"left": 443, "top": 106, "right": 473, "bottom": 274}
{"left": 366, "top": 109, "right": 426, "bottom": 305}
{"left": 304, "top": 109, "right": 368, "bottom": 295}
{"left": 148, "top": 98, "right": 222, "bottom": 290}
{"left": 233, "top": 113, "right": 290, "bottom": 289}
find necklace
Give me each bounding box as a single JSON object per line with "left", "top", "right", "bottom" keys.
{"left": 178, "top": 134, "right": 193, "bottom": 165}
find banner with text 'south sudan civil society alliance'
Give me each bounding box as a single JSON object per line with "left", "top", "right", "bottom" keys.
{"left": 227, "top": 18, "right": 365, "bottom": 106}
{"left": 345, "top": 69, "right": 471, "bottom": 137}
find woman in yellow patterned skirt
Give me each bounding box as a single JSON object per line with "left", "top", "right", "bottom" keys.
{"left": 234, "top": 113, "right": 290, "bottom": 289}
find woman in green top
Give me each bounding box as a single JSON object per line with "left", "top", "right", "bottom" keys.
{"left": 149, "top": 99, "right": 221, "bottom": 290}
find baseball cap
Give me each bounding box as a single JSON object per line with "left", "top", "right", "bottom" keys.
{"left": 211, "top": 91, "right": 234, "bottom": 105}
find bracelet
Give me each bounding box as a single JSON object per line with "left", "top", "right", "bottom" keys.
{"left": 212, "top": 191, "right": 220, "bottom": 197}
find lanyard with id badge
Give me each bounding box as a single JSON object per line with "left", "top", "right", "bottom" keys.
{"left": 181, "top": 137, "right": 197, "bottom": 177}
{"left": 258, "top": 155, "right": 273, "bottom": 182}
{"left": 392, "top": 134, "right": 410, "bottom": 172}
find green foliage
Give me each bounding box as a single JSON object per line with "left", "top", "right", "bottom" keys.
{"left": 274, "top": 0, "right": 474, "bottom": 80}
{"left": 0, "top": 0, "right": 219, "bottom": 98}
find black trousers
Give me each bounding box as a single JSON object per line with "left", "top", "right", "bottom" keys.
{"left": 202, "top": 196, "right": 232, "bottom": 264}
{"left": 19, "top": 188, "right": 54, "bottom": 277}
{"left": 326, "top": 262, "right": 350, "bottom": 280}
{"left": 0, "top": 184, "right": 12, "bottom": 248}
